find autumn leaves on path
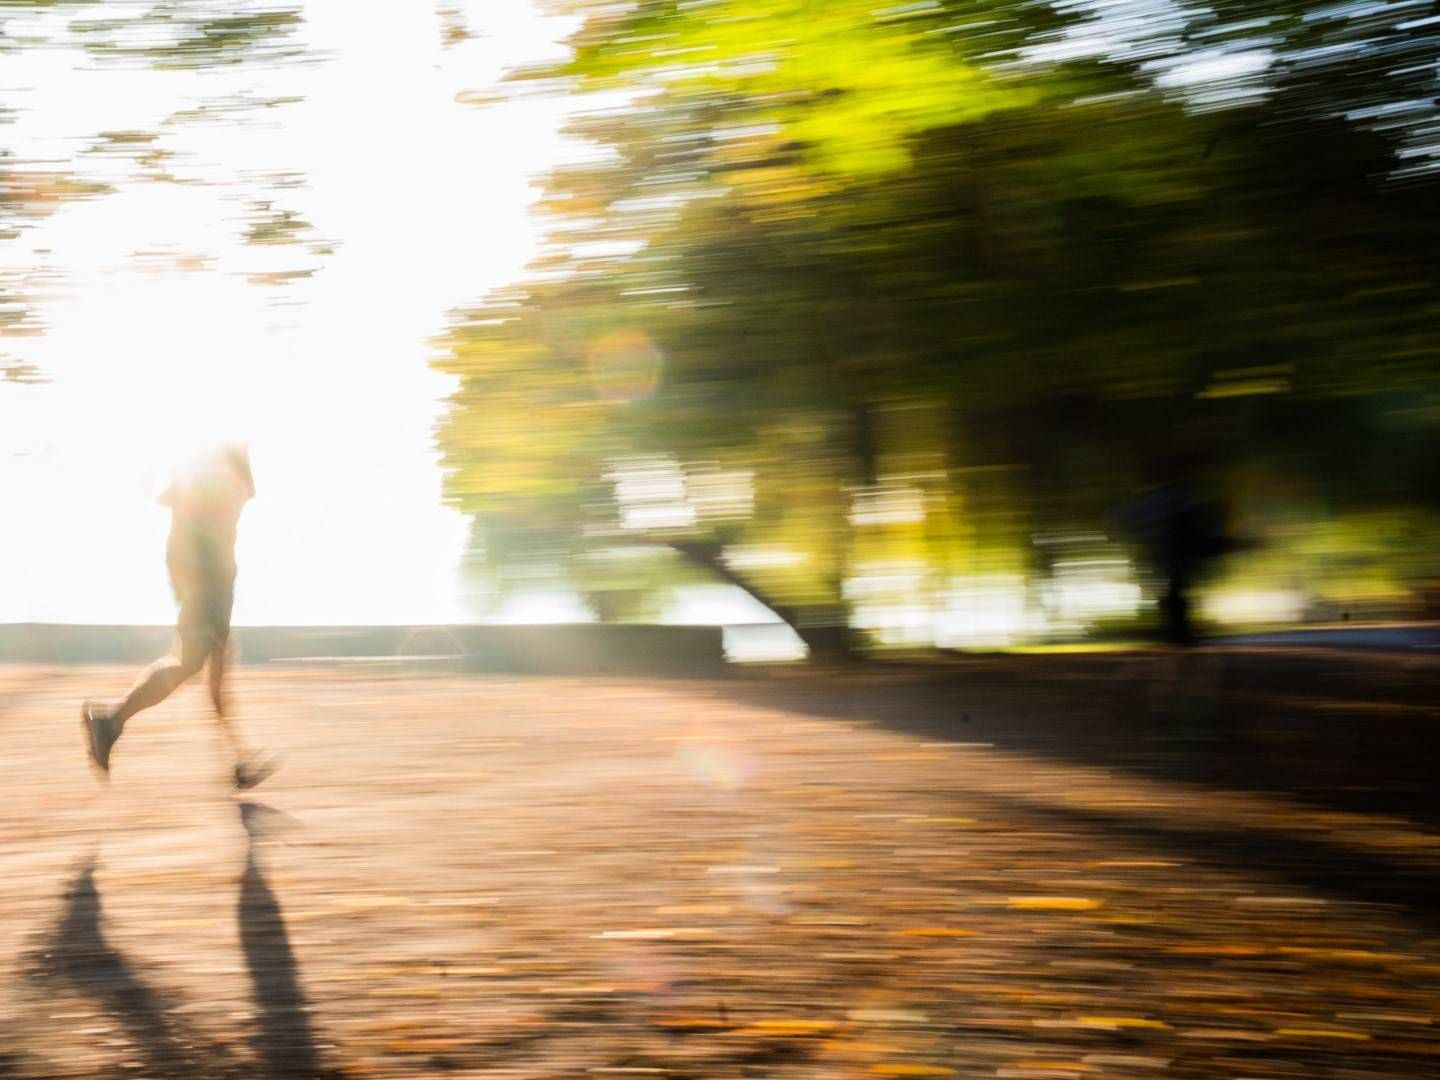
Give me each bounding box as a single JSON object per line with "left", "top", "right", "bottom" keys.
{"left": 0, "top": 666, "right": 1437, "bottom": 1078}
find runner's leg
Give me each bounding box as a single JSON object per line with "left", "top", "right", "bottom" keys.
{"left": 209, "top": 640, "right": 248, "bottom": 762}
{"left": 110, "top": 632, "right": 209, "bottom": 733}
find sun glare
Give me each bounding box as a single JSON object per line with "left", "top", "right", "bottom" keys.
{"left": 0, "top": 1, "right": 579, "bottom": 625}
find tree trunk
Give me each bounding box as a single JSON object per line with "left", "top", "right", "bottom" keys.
{"left": 665, "top": 540, "right": 859, "bottom": 661}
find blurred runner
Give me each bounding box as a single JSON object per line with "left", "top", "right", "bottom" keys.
{"left": 82, "top": 444, "right": 276, "bottom": 789}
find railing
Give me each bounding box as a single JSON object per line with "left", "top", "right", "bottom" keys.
{"left": 0, "top": 624, "right": 728, "bottom": 677}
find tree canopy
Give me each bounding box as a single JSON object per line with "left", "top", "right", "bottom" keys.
{"left": 433, "top": 0, "right": 1440, "bottom": 645}
{"left": 2, "top": 0, "right": 319, "bottom": 383}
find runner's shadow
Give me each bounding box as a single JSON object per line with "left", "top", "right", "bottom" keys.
{"left": 239, "top": 801, "right": 328, "bottom": 1079}
{"left": 33, "top": 853, "right": 234, "bottom": 1078}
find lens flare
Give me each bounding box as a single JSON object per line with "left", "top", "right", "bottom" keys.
{"left": 587, "top": 330, "right": 663, "bottom": 404}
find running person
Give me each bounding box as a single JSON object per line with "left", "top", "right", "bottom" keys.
{"left": 82, "top": 443, "right": 275, "bottom": 789}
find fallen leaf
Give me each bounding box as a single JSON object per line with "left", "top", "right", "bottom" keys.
{"left": 731, "top": 1019, "right": 839, "bottom": 1036}
{"left": 871, "top": 1065, "right": 954, "bottom": 1076}
{"left": 823, "top": 1041, "right": 905, "bottom": 1053}
{"left": 1076, "top": 1017, "right": 1170, "bottom": 1030}
{"left": 385, "top": 1039, "right": 463, "bottom": 1053}
{"left": 1273, "top": 1027, "right": 1371, "bottom": 1040}
{"left": 1008, "top": 897, "right": 1103, "bottom": 911}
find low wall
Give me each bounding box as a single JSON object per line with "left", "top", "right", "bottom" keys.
{"left": 0, "top": 623, "right": 728, "bottom": 678}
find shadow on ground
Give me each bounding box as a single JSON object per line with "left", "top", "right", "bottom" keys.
{"left": 719, "top": 649, "right": 1440, "bottom": 922}
{"left": 29, "top": 854, "right": 243, "bottom": 1079}
{"left": 239, "top": 801, "right": 329, "bottom": 1080}
{"left": 724, "top": 649, "right": 1440, "bottom": 819}
{"left": 21, "top": 805, "right": 337, "bottom": 1080}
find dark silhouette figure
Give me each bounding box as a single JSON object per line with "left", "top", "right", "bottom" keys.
{"left": 239, "top": 801, "right": 328, "bottom": 1080}
{"left": 1120, "top": 457, "right": 1232, "bottom": 646}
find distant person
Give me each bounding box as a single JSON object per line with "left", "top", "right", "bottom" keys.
{"left": 82, "top": 444, "right": 276, "bottom": 789}
{"left": 1120, "top": 456, "right": 1233, "bottom": 647}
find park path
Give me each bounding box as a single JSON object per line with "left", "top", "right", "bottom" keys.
{"left": 1, "top": 664, "right": 1438, "bottom": 1079}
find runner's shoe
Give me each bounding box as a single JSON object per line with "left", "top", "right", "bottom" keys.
{"left": 235, "top": 750, "right": 281, "bottom": 791}
{"left": 81, "top": 702, "right": 118, "bottom": 781}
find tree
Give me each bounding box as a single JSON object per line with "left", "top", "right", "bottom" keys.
{"left": 435, "top": 0, "right": 1440, "bottom": 649}
{"left": 2, "top": 0, "right": 319, "bottom": 381}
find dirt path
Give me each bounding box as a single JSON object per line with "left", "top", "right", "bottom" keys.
{"left": 2, "top": 665, "right": 1438, "bottom": 1078}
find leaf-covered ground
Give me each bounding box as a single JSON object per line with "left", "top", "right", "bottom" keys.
{"left": 1, "top": 656, "right": 1437, "bottom": 1078}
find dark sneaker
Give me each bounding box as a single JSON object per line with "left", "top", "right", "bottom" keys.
{"left": 81, "top": 702, "right": 118, "bottom": 780}
{"left": 234, "top": 751, "right": 281, "bottom": 792}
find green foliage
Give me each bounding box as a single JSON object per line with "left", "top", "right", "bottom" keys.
{"left": 2, "top": 1, "right": 319, "bottom": 380}
{"left": 2, "top": 1, "right": 305, "bottom": 68}
{"left": 434, "top": 0, "right": 1440, "bottom": 637}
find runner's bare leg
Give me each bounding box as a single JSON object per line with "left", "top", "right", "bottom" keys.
{"left": 110, "top": 634, "right": 209, "bottom": 733}
{"left": 209, "top": 641, "right": 248, "bottom": 763}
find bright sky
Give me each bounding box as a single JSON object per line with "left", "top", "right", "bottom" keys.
{"left": 0, "top": 0, "right": 583, "bottom": 625}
